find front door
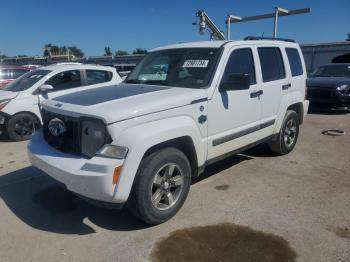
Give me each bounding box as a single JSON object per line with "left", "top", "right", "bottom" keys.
{"left": 38, "top": 69, "right": 83, "bottom": 105}
{"left": 207, "top": 46, "right": 262, "bottom": 160}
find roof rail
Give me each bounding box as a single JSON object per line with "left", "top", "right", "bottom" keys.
{"left": 244, "top": 36, "right": 295, "bottom": 42}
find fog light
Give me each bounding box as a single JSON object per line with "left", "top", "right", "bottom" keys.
{"left": 0, "top": 116, "right": 5, "bottom": 125}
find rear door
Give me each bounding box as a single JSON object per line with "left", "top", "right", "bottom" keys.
{"left": 257, "top": 46, "right": 290, "bottom": 125}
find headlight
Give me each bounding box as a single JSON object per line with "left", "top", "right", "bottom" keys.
{"left": 338, "top": 84, "right": 350, "bottom": 93}
{"left": 96, "top": 145, "right": 128, "bottom": 159}
{"left": 81, "top": 118, "right": 111, "bottom": 158}
{"left": 0, "top": 99, "right": 10, "bottom": 110}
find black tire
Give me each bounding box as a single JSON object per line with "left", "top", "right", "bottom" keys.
{"left": 268, "top": 110, "right": 299, "bottom": 155}
{"left": 6, "top": 113, "right": 39, "bottom": 141}
{"left": 127, "top": 147, "right": 191, "bottom": 224}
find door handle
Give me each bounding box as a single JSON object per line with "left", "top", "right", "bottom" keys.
{"left": 282, "top": 83, "right": 291, "bottom": 90}
{"left": 250, "top": 90, "right": 263, "bottom": 98}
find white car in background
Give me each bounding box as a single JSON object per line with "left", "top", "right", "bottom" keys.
{"left": 0, "top": 64, "right": 122, "bottom": 140}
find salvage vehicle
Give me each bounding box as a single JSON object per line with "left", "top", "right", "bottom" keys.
{"left": 28, "top": 38, "right": 309, "bottom": 224}
{"left": 0, "top": 66, "right": 32, "bottom": 89}
{"left": 0, "top": 64, "right": 122, "bottom": 140}
{"left": 307, "top": 63, "right": 350, "bottom": 110}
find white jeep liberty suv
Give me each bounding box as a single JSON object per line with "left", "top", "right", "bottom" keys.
{"left": 28, "top": 37, "right": 309, "bottom": 224}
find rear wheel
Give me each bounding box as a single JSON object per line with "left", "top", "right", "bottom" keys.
{"left": 127, "top": 147, "right": 191, "bottom": 224}
{"left": 268, "top": 110, "right": 299, "bottom": 155}
{"left": 7, "top": 113, "right": 39, "bottom": 141}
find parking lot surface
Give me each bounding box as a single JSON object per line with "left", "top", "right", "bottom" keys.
{"left": 0, "top": 112, "right": 349, "bottom": 262}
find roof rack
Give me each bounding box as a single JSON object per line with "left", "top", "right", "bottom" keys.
{"left": 244, "top": 36, "right": 295, "bottom": 42}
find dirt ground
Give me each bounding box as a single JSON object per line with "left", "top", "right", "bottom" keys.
{"left": 0, "top": 111, "right": 349, "bottom": 262}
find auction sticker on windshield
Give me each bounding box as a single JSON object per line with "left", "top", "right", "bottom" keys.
{"left": 183, "top": 60, "right": 209, "bottom": 68}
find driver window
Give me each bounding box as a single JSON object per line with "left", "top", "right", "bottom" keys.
{"left": 45, "top": 70, "right": 82, "bottom": 91}
{"left": 221, "top": 48, "right": 256, "bottom": 86}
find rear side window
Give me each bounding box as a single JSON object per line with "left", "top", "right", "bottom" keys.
{"left": 258, "top": 47, "right": 285, "bottom": 82}
{"left": 46, "top": 70, "right": 82, "bottom": 91}
{"left": 285, "top": 48, "right": 303, "bottom": 76}
{"left": 86, "top": 70, "right": 113, "bottom": 85}
{"left": 221, "top": 48, "right": 256, "bottom": 85}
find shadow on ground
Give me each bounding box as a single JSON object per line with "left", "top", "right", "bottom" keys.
{"left": 0, "top": 166, "right": 147, "bottom": 235}
{"left": 0, "top": 150, "right": 264, "bottom": 235}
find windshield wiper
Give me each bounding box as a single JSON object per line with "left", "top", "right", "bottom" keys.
{"left": 142, "top": 80, "right": 179, "bottom": 87}
{"left": 124, "top": 79, "right": 141, "bottom": 84}
{"left": 125, "top": 79, "right": 179, "bottom": 87}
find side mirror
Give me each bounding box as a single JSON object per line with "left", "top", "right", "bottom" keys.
{"left": 219, "top": 73, "right": 251, "bottom": 92}
{"left": 40, "top": 84, "right": 54, "bottom": 93}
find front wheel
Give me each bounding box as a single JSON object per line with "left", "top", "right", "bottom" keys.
{"left": 268, "top": 110, "right": 299, "bottom": 155}
{"left": 127, "top": 147, "right": 191, "bottom": 224}
{"left": 6, "top": 113, "right": 39, "bottom": 141}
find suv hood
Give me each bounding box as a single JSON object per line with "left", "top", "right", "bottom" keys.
{"left": 43, "top": 84, "right": 207, "bottom": 124}
{"left": 307, "top": 77, "right": 350, "bottom": 88}
{"left": 0, "top": 90, "right": 19, "bottom": 100}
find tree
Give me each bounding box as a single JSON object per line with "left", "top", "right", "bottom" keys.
{"left": 43, "top": 44, "right": 85, "bottom": 57}
{"left": 0, "top": 51, "right": 8, "bottom": 59}
{"left": 115, "top": 50, "right": 129, "bottom": 56}
{"left": 347, "top": 33, "right": 350, "bottom": 41}
{"left": 68, "top": 46, "right": 84, "bottom": 57}
{"left": 132, "top": 48, "right": 147, "bottom": 55}
{"left": 104, "top": 46, "right": 112, "bottom": 56}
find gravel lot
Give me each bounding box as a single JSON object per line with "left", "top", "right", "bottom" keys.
{"left": 0, "top": 112, "right": 349, "bottom": 262}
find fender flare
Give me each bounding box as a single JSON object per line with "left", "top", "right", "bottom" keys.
{"left": 273, "top": 94, "right": 294, "bottom": 134}
{"left": 112, "top": 116, "right": 206, "bottom": 202}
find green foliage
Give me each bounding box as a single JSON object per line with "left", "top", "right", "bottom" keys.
{"left": 104, "top": 46, "right": 112, "bottom": 56}
{"left": 132, "top": 48, "right": 147, "bottom": 55}
{"left": 43, "top": 44, "right": 85, "bottom": 57}
{"left": 115, "top": 50, "right": 129, "bottom": 56}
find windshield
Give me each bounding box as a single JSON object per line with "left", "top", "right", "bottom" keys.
{"left": 4, "top": 69, "right": 51, "bottom": 92}
{"left": 125, "top": 48, "right": 221, "bottom": 88}
{"left": 311, "top": 65, "right": 350, "bottom": 78}
{"left": 0, "top": 69, "right": 29, "bottom": 80}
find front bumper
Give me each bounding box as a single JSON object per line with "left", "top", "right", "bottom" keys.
{"left": 307, "top": 88, "right": 350, "bottom": 108}
{"left": 28, "top": 130, "right": 126, "bottom": 204}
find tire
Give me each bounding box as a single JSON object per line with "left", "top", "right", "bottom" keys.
{"left": 127, "top": 147, "right": 191, "bottom": 224}
{"left": 268, "top": 110, "right": 299, "bottom": 155}
{"left": 6, "top": 113, "right": 39, "bottom": 141}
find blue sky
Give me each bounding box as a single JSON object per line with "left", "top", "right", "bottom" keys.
{"left": 0, "top": 0, "right": 349, "bottom": 56}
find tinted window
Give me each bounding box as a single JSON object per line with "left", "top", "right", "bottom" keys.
{"left": 221, "top": 48, "right": 256, "bottom": 85}
{"left": 311, "top": 65, "right": 350, "bottom": 78}
{"left": 286, "top": 48, "right": 303, "bottom": 76}
{"left": 4, "top": 70, "right": 51, "bottom": 92}
{"left": 46, "top": 70, "right": 81, "bottom": 91}
{"left": 86, "top": 70, "right": 112, "bottom": 85}
{"left": 258, "top": 47, "right": 285, "bottom": 82}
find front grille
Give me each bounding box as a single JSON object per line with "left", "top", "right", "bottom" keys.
{"left": 42, "top": 110, "right": 81, "bottom": 155}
